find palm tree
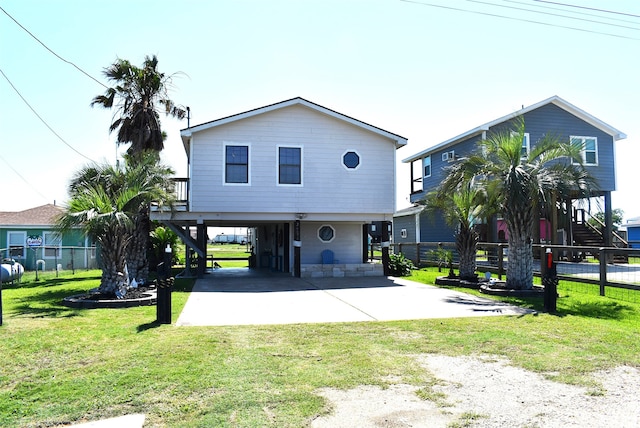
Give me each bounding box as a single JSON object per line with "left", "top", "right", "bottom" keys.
{"left": 121, "top": 153, "right": 176, "bottom": 282}
{"left": 422, "top": 182, "right": 490, "bottom": 281}
{"left": 439, "top": 119, "right": 596, "bottom": 289}
{"left": 91, "top": 55, "right": 186, "bottom": 161}
{"left": 57, "top": 157, "right": 175, "bottom": 295}
{"left": 91, "top": 55, "right": 185, "bottom": 283}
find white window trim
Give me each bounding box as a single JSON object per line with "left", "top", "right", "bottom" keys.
{"left": 571, "top": 136, "right": 598, "bottom": 166}
{"left": 341, "top": 150, "right": 361, "bottom": 171}
{"left": 401, "top": 229, "right": 408, "bottom": 238}
{"left": 442, "top": 150, "right": 456, "bottom": 162}
{"left": 277, "top": 145, "right": 303, "bottom": 187}
{"left": 7, "top": 231, "right": 26, "bottom": 258}
{"left": 223, "top": 142, "right": 251, "bottom": 186}
{"left": 423, "top": 155, "right": 431, "bottom": 178}
{"left": 43, "top": 231, "right": 61, "bottom": 259}
{"left": 511, "top": 131, "right": 530, "bottom": 159}
{"left": 521, "top": 133, "right": 530, "bottom": 159}
{"left": 317, "top": 224, "right": 336, "bottom": 243}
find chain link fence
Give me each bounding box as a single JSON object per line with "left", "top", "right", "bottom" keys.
{"left": 1, "top": 246, "right": 99, "bottom": 275}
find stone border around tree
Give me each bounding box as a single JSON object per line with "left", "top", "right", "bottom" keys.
{"left": 62, "top": 290, "right": 157, "bottom": 309}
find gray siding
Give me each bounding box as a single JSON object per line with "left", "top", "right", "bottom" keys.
{"left": 409, "top": 102, "right": 617, "bottom": 206}
{"left": 190, "top": 105, "right": 396, "bottom": 215}
{"left": 392, "top": 214, "right": 417, "bottom": 243}
{"left": 517, "top": 104, "right": 616, "bottom": 191}
{"left": 409, "top": 134, "right": 483, "bottom": 203}
{"left": 419, "top": 212, "right": 456, "bottom": 243}
{"left": 299, "top": 222, "right": 363, "bottom": 264}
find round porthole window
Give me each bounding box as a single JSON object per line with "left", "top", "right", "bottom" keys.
{"left": 318, "top": 225, "right": 335, "bottom": 242}
{"left": 343, "top": 151, "right": 360, "bottom": 169}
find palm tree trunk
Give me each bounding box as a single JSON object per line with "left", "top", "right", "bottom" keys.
{"left": 505, "top": 206, "right": 535, "bottom": 289}
{"left": 126, "top": 207, "right": 150, "bottom": 283}
{"left": 456, "top": 226, "right": 478, "bottom": 281}
{"left": 97, "top": 227, "right": 131, "bottom": 295}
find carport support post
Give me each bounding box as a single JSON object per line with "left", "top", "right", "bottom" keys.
{"left": 381, "top": 221, "right": 391, "bottom": 276}
{"left": 294, "top": 220, "right": 301, "bottom": 277}
{"left": 196, "top": 221, "right": 206, "bottom": 278}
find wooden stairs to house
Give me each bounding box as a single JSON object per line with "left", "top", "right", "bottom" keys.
{"left": 571, "top": 221, "right": 629, "bottom": 263}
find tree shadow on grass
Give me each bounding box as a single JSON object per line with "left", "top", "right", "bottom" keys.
{"left": 7, "top": 288, "right": 83, "bottom": 319}
{"left": 558, "top": 298, "right": 635, "bottom": 320}
{"left": 2, "top": 274, "right": 102, "bottom": 290}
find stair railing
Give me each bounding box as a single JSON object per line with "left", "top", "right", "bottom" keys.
{"left": 574, "top": 208, "right": 628, "bottom": 248}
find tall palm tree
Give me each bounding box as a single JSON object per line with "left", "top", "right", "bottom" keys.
{"left": 91, "top": 55, "right": 186, "bottom": 161}
{"left": 422, "top": 182, "right": 490, "bottom": 281}
{"left": 91, "top": 55, "right": 185, "bottom": 283}
{"left": 123, "top": 152, "right": 176, "bottom": 282}
{"left": 57, "top": 157, "right": 175, "bottom": 295}
{"left": 439, "top": 119, "right": 596, "bottom": 289}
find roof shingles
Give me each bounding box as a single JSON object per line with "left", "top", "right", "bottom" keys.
{"left": 0, "top": 204, "right": 63, "bottom": 226}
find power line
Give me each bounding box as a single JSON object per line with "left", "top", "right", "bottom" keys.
{"left": 399, "top": 0, "right": 640, "bottom": 40}
{"left": 503, "top": 0, "right": 640, "bottom": 25}
{"left": 0, "top": 5, "right": 107, "bottom": 88}
{"left": 0, "top": 68, "right": 95, "bottom": 163}
{"left": 0, "top": 153, "right": 50, "bottom": 202}
{"left": 532, "top": 0, "right": 640, "bottom": 19}
{"left": 465, "top": 0, "right": 640, "bottom": 31}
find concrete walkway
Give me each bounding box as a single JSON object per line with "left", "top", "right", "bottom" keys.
{"left": 176, "top": 269, "right": 534, "bottom": 326}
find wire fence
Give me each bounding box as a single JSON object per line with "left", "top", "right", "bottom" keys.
{"left": 1, "top": 246, "right": 99, "bottom": 275}
{"left": 392, "top": 242, "right": 640, "bottom": 304}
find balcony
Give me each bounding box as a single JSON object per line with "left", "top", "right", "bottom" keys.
{"left": 151, "top": 177, "right": 188, "bottom": 212}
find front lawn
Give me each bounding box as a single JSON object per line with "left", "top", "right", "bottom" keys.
{"left": 0, "top": 268, "right": 638, "bottom": 426}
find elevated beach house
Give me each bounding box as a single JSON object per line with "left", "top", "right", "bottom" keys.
{"left": 151, "top": 97, "right": 407, "bottom": 277}
{"left": 396, "top": 96, "right": 626, "bottom": 248}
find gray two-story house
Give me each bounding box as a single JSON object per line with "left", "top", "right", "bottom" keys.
{"left": 396, "top": 96, "right": 626, "bottom": 248}
{"left": 151, "top": 97, "right": 407, "bottom": 278}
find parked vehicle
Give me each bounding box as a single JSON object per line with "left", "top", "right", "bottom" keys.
{"left": 213, "top": 234, "right": 247, "bottom": 245}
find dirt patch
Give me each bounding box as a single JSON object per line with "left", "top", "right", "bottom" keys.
{"left": 312, "top": 354, "right": 640, "bottom": 427}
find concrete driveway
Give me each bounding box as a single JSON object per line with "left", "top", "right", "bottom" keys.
{"left": 176, "top": 269, "right": 535, "bottom": 326}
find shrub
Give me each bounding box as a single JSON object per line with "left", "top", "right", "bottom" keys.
{"left": 388, "top": 253, "right": 415, "bottom": 276}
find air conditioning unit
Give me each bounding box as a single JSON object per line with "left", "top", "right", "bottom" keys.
{"left": 442, "top": 150, "right": 456, "bottom": 162}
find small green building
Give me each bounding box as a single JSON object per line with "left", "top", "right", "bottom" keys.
{"left": 0, "top": 204, "right": 96, "bottom": 271}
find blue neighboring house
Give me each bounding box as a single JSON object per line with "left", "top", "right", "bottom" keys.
{"left": 625, "top": 218, "right": 640, "bottom": 249}
{"left": 396, "top": 96, "right": 627, "bottom": 247}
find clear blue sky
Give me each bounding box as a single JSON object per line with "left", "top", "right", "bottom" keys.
{"left": 1, "top": 0, "right": 639, "bottom": 222}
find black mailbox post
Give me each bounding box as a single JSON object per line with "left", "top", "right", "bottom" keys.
{"left": 156, "top": 245, "right": 173, "bottom": 324}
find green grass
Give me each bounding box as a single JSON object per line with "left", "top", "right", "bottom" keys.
{"left": 174, "top": 243, "right": 251, "bottom": 268}
{"left": 0, "top": 268, "right": 639, "bottom": 427}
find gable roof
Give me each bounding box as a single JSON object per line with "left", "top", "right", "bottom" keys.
{"left": 0, "top": 204, "right": 63, "bottom": 227}
{"left": 181, "top": 97, "right": 408, "bottom": 149}
{"left": 403, "top": 96, "right": 627, "bottom": 163}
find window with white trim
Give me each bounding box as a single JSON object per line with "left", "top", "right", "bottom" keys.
{"left": 401, "top": 229, "right": 408, "bottom": 238}
{"left": 224, "top": 144, "right": 249, "bottom": 184}
{"left": 423, "top": 155, "right": 431, "bottom": 178}
{"left": 43, "top": 231, "right": 61, "bottom": 258}
{"left": 278, "top": 146, "right": 302, "bottom": 185}
{"left": 342, "top": 151, "right": 360, "bottom": 169}
{"left": 521, "top": 133, "right": 530, "bottom": 158}
{"left": 318, "top": 225, "right": 335, "bottom": 242}
{"left": 511, "top": 132, "right": 530, "bottom": 159}
{"left": 8, "top": 231, "right": 26, "bottom": 258}
{"left": 571, "top": 136, "right": 598, "bottom": 165}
